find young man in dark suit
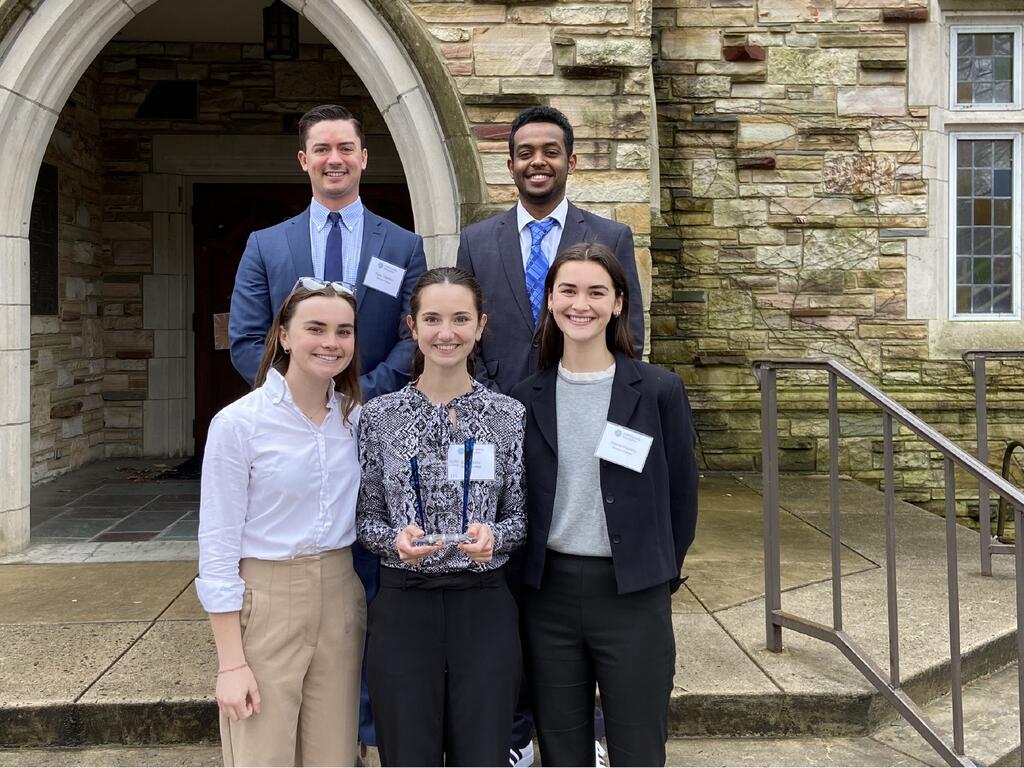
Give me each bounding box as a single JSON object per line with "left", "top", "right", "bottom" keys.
{"left": 457, "top": 105, "right": 645, "bottom": 767}
{"left": 228, "top": 104, "right": 427, "bottom": 759}
{"left": 456, "top": 105, "right": 645, "bottom": 396}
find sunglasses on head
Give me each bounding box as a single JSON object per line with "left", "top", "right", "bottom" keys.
{"left": 292, "top": 277, "right": 357, "bottom": 297}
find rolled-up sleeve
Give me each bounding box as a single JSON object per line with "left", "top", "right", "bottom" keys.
{"left": 196, "top": 412, "right": 251, "bottom": 612}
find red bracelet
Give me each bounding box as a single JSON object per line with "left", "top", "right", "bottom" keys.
{"left": 218, "top": 662, "right": 248, "bottom": 675}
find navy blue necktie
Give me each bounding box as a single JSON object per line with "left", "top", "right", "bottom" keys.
{"left": 325, "top": 211, "right": 344, "bottom": 283}
{"left": 526, "top": 218, "right": 556, "bottom": 323}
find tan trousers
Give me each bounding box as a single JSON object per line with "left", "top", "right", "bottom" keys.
{"left": 221, "top": 547, "right": 366, "bottom": 767}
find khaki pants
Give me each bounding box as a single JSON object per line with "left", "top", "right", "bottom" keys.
{"left": 221, "top": 547, "right": 366, "bottom": 767}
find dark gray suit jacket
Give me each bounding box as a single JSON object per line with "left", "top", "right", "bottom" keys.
{"left": 456, "top": 202, "right": 645, "bottom": 394}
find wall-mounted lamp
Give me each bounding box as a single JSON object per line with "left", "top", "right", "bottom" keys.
{"left": 263, "top": 0, "right": 299, "bottom": 61}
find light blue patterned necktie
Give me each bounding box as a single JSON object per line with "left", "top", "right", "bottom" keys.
{"left": 525, "top": 218, "right": 556, "bottom": 323}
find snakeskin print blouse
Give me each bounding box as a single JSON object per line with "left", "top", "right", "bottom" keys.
{"left": 356, "top": 381, "right": 527, "bottom": 573}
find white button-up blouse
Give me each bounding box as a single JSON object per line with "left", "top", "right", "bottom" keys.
{"left": 196, "top": 368, "right": 361, "bottom": 613}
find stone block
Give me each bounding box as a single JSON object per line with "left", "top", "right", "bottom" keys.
{"left": 429, "top": 27, "right": 471, "bottom": 44}
{"left": 671, "top": 75, "right": 731, "bottom": 98}
{"left": 804, "top": 228, "right": 878, "bottom": 269}
{"left": 661, "top": 28, "right": 721, "bottom": 61}
{"left": 549, "top": 97, "right": 649, "bottom": 141}
{"left": 692, "top": 159, "right": 739, "bottom": 198}
{"left": 0, "top": 305, "right": 27, "bottom": 352}
{"left": 713, "top": 198, "right": 768, "bottom": 227}
{"left": 413, "top": 4, "right": 506, "bottom": 23}
{"left": 567, "top": 171, "right": 650, "bottom": 203}
{"left": 769, "top": 48, "right": 858, "bottom": 85}
{"left": 837, "top": 86, "right": 906, "bottom": 116}
{"left": 0, "top": 420, "right": 29, "bottom": 516}
{"left": 822, "top": 153, "right": 896, "bottom": 195}
{"left": 677, "top": 8, "right": 756, "bottom": 26}
{"left": 573, "top": 37, "right": 652, "bottom": 68}
{"left": 551, "top": 5, "right": 631, "bottom": 25}
{"left": 481, "top": 153, "right": 512, "bottom": 186}
{"left": 723, "top": 45, "right": 766, "bottom": 62}
{"left": 708, "top": 290, "right": 754, "bottom": 329}
{"left": 615, "top": 142, "right": 651, "bottom": 170}
{"left": 474, "top": 26, "right": 553, "bottom": 77}
{"left": 274, "top": 62, "right": 341, "bottom": 99}
{"left": 736, "top": 120, "right": 798, "bottom": 150}
{"left": 758, "top": 0, "right": 833, "bottom": 23}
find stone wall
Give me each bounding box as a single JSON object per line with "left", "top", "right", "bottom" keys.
{"left": 30, "top": 63, "right": 107, "bottom": 481}
{"left": 651, "top": 0, "right": 1024, "bottom": 518}
{"left": 409, "top": 0, "right": 657, "bottom": 332}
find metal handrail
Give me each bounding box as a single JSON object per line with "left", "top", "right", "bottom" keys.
{"left": 754, "top": 358, "right": 1024, "bottom": 768}
{"left": 962, "top": 351, "right": 1024, "bottom": 575}
{"left": 998, "top": 440, "right": 1024, "bottom": 543}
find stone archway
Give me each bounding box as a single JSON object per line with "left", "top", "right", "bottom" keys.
{"left": 0, "top": 0, "right": 467, "bottom": 554}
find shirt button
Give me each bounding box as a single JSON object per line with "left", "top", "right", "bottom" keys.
{"left": 605, "top": 494, "right": 614, "bottom": 504}
{"left": 611, "top": 534, "right": 622, "bottom": 545}
{"left": 532, "top": 340, "right": 539, "bottom": 349}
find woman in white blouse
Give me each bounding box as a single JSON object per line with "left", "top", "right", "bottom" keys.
{"left": 196, "top": 279, "right": 364, "bottom": 767}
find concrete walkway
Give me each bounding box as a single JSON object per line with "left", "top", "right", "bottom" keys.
{"left": 0, "top": 468, "right": 1019, "bottom": 766}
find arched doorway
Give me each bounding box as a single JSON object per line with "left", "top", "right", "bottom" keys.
{"left": 0, "top": 0, "right": 466, "bottom": 554}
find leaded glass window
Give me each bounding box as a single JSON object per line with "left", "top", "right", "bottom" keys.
{"left": 953, "top": 138, "right": 1016, "bottom": 316}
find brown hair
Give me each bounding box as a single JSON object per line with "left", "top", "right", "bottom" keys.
{"left": 408, "top": 267, "right": 483, "bottom": 380}
{"left": 298, "top": 104, "right": 365, "bottom": 150}
{"left": 537, "top": 242, "right": 635, "bottom": 370}
{"left": 254, "top": 284, "right": 361, "bottom": 426}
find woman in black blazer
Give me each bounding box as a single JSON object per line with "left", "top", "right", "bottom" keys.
{"left": 511, "top": 242, "right": 699, "bottom": 767}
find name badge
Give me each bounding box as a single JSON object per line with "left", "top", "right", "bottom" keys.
{"left": 447, "top": 442, "right": 496, "bottom": 481}
{"left": 363, "top": 257, "right": 406, "bottom": 298}
{"left": 594, "top": 422, "right": 653, "bottom": 473}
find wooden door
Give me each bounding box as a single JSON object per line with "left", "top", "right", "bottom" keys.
{"left": 192, "top": 182, "right": 413, "bottom": 453}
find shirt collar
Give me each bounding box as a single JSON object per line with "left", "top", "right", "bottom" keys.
{"left": 516, "top": 196, "right": 569, "bottom": 235}
{"left": 263, "top": 367, "right": 338, "bottom": 410}
{"left": 406, "top": 378, "right": 485, "bottom": 409}
{"left": 311, "top": 197, "right": 364, "bottom": 233}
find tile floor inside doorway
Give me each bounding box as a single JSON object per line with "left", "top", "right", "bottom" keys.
{"left": 30, "top": 459, "right": 200, "bottom": 543}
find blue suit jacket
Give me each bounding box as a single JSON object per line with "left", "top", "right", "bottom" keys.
{"left": 229, "top": 206, "right": 427, "bottom": 401}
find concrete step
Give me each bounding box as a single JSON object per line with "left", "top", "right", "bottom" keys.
{"left": 1, "top": 474, "right": 1019, "bottom": 748}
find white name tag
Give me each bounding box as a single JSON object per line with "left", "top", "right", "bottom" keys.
{"left": 362, "top": 257, "right": 405, "bottom": 298}
{"left": 594, "top": 422, "right": 653, "bottom": 473}
{"left": 447, "top": 442, "right": 496, "bottom": 481}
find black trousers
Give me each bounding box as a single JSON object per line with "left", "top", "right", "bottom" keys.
{"left": 367, "top": 566, "right": 521, "bottom": 767}
{"left": 522, "top": 552, "right": 675, "bottom": 768}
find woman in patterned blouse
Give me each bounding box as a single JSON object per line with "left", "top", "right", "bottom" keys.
{"left": 356, "top": 267, "right": 527, "bottom": 767}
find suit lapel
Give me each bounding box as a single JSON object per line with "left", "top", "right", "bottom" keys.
{"left": 531, "top": 366, "right": 559, "bottom": 455}
{"left": 497, "top": 208, "right": 536, "bottom": 332}
{"left": 559, "top": 202, "right": 590, "bottom": 255}
{"left": 606, "top": 352, "right": 642, "bottom": 428}
{"left": 356, "top": 209, "right": 385, "bottom": 311}
{"left": 286, "top": 208, "right": 314, "bottom": 280}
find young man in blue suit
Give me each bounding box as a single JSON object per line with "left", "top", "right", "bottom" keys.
{"left": 228, "top": 103, "right": 426, "bottom": 758}
{"left": 457, "top": 106, "right": 645, "bottom": 768}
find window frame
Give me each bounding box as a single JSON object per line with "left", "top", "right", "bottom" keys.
{"left": 947, "top": 131, "right": 1022, "bottom": 321}
{"left": 949, "top": 24, "right": 1023, "bottom": 112}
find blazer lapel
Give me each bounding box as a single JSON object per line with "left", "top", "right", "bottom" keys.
{"left": 356, "top": 209, "right": 385, "bottom": 311}
{"left": 531, "top": 366, "right": 559, "bottom": 455}
{"left": 606, "top": 352, "right": 642, "bottom": 427}
{"left": 559, "top": 202, "right": 590, "bottom": 255}
{"left": 497, "top": 208, "right": 536, "bottom": 332}
{"left": 286, "top": 208, "right": 314, "bottom": 280}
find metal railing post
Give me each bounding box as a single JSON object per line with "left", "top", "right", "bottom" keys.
{"left": 759, "top": 364, "right": 783, "bottom": 652}
{"left": 975, "top": 354, "right": 992, "bottom": 576}
{"left": 883, "top": 413, "right": 900, "bottom": 687}
{"left": 944, "top": 459, "right": 965, "bottom": 757}
{"left": 1016, "top": 503, "right": 1024, "bottom": 755}
{"left": 828, "top": 372, "right": 842, "bottom": 631}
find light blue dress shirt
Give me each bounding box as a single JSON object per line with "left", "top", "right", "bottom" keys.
{"left": 309, "top": 197, "right": 364, "bottom": 287}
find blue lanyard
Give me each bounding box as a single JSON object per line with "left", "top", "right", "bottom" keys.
{"left": 409, "top": 438, "right": 475, "bottom": 533}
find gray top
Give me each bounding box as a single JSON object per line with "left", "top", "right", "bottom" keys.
{"left": 548, "top": 362, "right": 615, "bottom": 557}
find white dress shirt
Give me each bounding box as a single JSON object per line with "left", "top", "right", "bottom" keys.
{"left": 196, "top": 368, "right": 361, "bottom": 613}
{"left": 309, "top": 196, "right": 364, "bottom": 286}
{"left": 516, "top": 196, "right": 569, "bottom": 270}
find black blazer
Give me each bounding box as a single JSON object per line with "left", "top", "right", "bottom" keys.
{"left": 456, "top": 202, "right": 645, "bottom": 394}
{"left": 511, "top": 353, "right": 699, "bottom": 595}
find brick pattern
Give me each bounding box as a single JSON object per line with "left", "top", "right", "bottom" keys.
{"left": 651, "top": 0, "right": 1024, "bottom": 517}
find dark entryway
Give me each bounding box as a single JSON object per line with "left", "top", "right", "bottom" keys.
{"left": 192, "top": 182, "right": 414, "bottom": 452}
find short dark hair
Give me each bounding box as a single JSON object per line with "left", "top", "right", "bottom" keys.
{"left": 538, "top": 242, "right": 635, "bottom": 370}
{"left": 298, "top": 104, "right": 365, "bottom": 150}
{"left": 508, "top": 105, "right": 574, "bottom": 158}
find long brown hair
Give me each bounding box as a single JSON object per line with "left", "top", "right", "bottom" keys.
{"left": 537, "top": 242, "right": 635, "bottom": 370}
{"left": 409, "top": 267, "right": 483, "bottom": 380}
{"left": 254, "top": 283, "right": 361, "bottom": 426}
